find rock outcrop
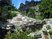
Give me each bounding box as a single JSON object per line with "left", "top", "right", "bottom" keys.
{"left": 7, "top": 13, "right": 45, "bottom": 31}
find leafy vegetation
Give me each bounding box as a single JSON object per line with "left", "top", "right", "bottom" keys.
{"left": 49, "top": 30, "right": 52, "bottom": 35}
{"left": 39, "top": 0, "right": 52, "bottom": 18}
{"left": 48, "top": 30, "right": 52, "bottom": 38}
{"left": 4, "top": 29, "right": 36, "bottom": 39}
{"left": 0, "top": 0, "right": 52, "bottom": 39}
{"left": 0, "top": 0, "right": 17, "bottom": 19}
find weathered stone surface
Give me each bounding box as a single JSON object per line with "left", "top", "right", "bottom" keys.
{"left": 7, "top": 13, "right": 44, "bottom": 31}
{"left": 43, "top": 18, "right": 52, "bottom": 31}
{"left": 0, "top": 13, "right": 47, "bottom": 32}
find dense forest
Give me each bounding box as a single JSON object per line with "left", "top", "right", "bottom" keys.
{"left": 19, "top": 0, "right": 52, "bottom": 19}
{"left": 0, "top": 0, "right": 52, "bottom": 20}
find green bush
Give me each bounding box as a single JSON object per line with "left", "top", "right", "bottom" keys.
{"left": 35, "top": 15, "right": 44, "bottom": 20}
{"left": 7, "top": 12, "right": 17, "bottom": 19}
{"left": 4, "top": 30, "right": 36, "bottom": 39}
{"left": 49, "top": 30, "right": 52, "bottom": 35}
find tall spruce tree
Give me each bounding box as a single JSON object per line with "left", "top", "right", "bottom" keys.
{"left": 0, "top": 0, "right": 12, "bottom": 21}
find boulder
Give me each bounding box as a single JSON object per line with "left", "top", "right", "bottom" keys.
{"left": 7, "top": 13, "right": 45, "bottom": 32}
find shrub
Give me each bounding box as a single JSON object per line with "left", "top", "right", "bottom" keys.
{"left": 7, "top": 12, "right": 17, "bottom": 19}
{"left": 49, "top": 30, "right": 52, "bottom": 35}
{"left": 4, "top": 30, "right": 36, "bottom": 39}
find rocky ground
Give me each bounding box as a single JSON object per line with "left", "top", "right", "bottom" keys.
{"left": 7, "top": 12, "right": 44, "bottom": 31}
{"left": 0, "top": 12, "right": 52, "bottom": 39}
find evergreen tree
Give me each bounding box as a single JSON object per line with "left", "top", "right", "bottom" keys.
{"left": 0, "top": 0, "right": 16, "bottom": 21}
{"left": 25, "top": 1, "right": 30, "bottom": 5}
{"left": 19, "top": 3, "right": 24, "bottom": 10}
{"left": 39, "top": 0, "right": 52, "bottom": 18}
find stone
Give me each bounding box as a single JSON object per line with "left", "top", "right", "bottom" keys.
{"left": 7, "top": 13, "right": 45, "bottom": 32}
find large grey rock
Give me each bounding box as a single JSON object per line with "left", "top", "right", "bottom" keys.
{"left": 42, "top": 18, "right": 52, "bottom": 31}
{"left": 7, "top": 13, "right": 44, "bottom": 31}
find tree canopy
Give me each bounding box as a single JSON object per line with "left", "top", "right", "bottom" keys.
{"left": 0, "top": 0, "right": 17, "bottom": 21}
{"left": 39, "top": 0, "right": 52, "bottom": 18}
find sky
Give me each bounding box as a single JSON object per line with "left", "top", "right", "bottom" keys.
{"left": 12, "top": 0, "right": 40, "bottom": 9}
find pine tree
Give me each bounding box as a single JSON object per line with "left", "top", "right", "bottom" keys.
{"left": 0, "top": 0, "right": 12, "bottom": 21}
{"left": 39, "top": 0, "right": 52, "bottom": 18}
